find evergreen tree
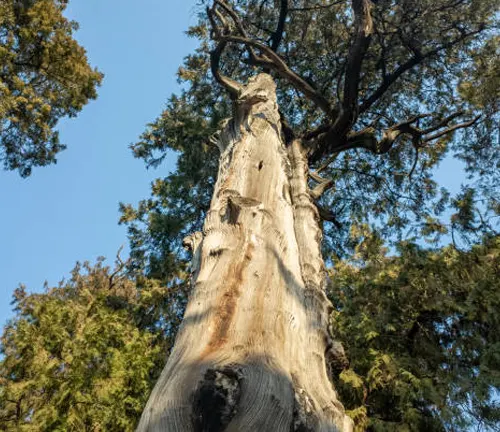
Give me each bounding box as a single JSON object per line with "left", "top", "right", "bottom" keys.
{"left": 119, "top": 1, "right": 498, "bottom": 430}
{"left": 330, "top": 232, "right": 500, "bottom": 430}
{"left": 0, "top": 257, "right": 187, "bottom": 431}
{"left": 0, "top": 0, "right": 102, "bottom": 176}
{"left": 1, "top": 239, "right": 498, "bottom": 430}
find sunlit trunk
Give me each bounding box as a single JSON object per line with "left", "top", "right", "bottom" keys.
{"left": 137, "top": 74, "right": 352, "bottom": 432}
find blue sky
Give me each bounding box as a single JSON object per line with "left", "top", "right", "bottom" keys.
{"left": 0, "top": 0, "right": 467, "bottom": 330}
{"left": 0, "top": 1, "right": 198, "bottom": 328}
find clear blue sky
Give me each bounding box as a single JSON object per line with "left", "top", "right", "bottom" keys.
{"left": 0, "top": 0, "right": 465, "bottom": 330}
{"left": 0, "top": 0, "right": 198, "bottom": 328}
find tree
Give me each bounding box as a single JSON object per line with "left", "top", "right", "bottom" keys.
{"left": 0, "top": 0, "right": 102, "bottom": 177}
{"left": 330, "top": 231, "right": 500, "bottom": 430}
{"left": 0, "top": 258, "right": 187, "bottom": 431}
{"left": 119, "top": 1, "right": 499, "bottom": 430}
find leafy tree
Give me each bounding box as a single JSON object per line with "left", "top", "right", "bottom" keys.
{"left": 0, "top": 0, "right": 102, "bottom": 176}
{"left": 330, "top": 231, "right": 500, "bottom": 431}
{"left": 0, "top": 257, "right": 187, "bottom": 431}
{"left": 119, "top": 1, "right": 499, "bottom": 430}
{"left": 123, "top": 0, "right": 499, "bottom": 278}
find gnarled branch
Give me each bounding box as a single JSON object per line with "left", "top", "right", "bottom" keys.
{"left": 216, "top": 34, "right": 334, "bottom": 116}
{"left": 342, "top": 0, "right": 374, "bottom": 121}
{"left": 309, "top": 171, "right": 335, "bottom": 200}
{"left": 208, "top": 0, "right": 334, "bottom": 116}
{"left": 312, "top": 112, "right": 481, "bottom": 173}
{"left": 311, "top": 0, "right": 374, "bottom": 160}
{"left": 207, "top": 5, "right": 243, "bottom": 98}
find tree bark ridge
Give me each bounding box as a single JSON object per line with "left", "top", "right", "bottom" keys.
{"left": 137, "top": 74, "right": 352, "bottom": 432}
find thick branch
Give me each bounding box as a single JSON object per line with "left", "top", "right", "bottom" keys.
{"left": 207, "top": 4, "right": 245, "bottom": 98}
{"left": 210, "top": 41, "right": 243, "bottom": 98}
{"left": 312, "top": 112, "right": 480, "bottom": 173}
{"left": 217, "top": 34, "right": 334, "bottom": 116}
{"left": 209, "top": 0, "right": 333, "bottom": 116}
{"left": 343, "top": 0, "right": 374, "bottom": 118}
{"left": 215, "top": 0, "right": 249, "bottom": 37}
{"left": 313, "top": 0, "right": 374, "bottom": 159}
{"left": 270, "top": 0, "right": 288, "bottom": 51}
{"left": 348, "top": 112, "right": 480, "bottom": 155}
{"left": 309, "top": 172, "right": 335, "bottom": 200}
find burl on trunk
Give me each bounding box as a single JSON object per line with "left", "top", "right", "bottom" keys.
{"left": 137, "top": 74, "right": 352, "bottom": 432}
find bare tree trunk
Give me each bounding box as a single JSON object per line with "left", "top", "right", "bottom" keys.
{"left": 137, "top": 74, "right": 352, "bottom": 432}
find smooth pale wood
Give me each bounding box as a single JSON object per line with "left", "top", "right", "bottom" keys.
{"left": 137, "top": 74, "right": 352, "bottom": 432}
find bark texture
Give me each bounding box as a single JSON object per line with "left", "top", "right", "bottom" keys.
{"left": 137, "top": 74, "right": 352, "bottom": 432}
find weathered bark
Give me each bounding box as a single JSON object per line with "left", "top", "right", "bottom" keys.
{"left": 137, "top": 74, "right": 352, "bottom": 432}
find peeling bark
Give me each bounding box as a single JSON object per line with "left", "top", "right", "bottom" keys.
{"left": 137, "top": 74, "right": 352, "bottom": 432}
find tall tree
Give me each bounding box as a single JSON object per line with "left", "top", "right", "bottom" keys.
{"left": 0, "top": 0, "right": 102, "bottom": 177}
{"left": 118, "top": 1, "right": 499, "bottom": 430}
{"left": 0, "top": 258, "right": 186, "bottom": 431}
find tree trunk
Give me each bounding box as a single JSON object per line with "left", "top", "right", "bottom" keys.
{"left": 137, "top": 74, "right": 352, "bottom": 432}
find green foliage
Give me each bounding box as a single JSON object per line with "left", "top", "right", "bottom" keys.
{"left": 123, "top": 0, "right": 499, "bottom": 274}
{"left": 4, "top": 1, "right": 496, "bottom": 429}
{"left": 116, "top": 3, "right": 499, "bottom": 427}
{"left": 0, "top": 0, "right": 102, "bottom": 176}
{"left": 0, "top": 259, "right": 187, "bottom": 431}
{"left": 329, "top": 233, "right": 500, "bottom": 431}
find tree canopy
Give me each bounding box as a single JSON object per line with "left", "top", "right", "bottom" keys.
{"left": 1, "top": 240, "right": 498, "bottom": 430}
{"left": 0, "top": 258, "right": 187, "bottom": 431}
{"left": 122, "top": 0, "right": 499, "bottom": 279}
{"left": 330, "top": 231, "right": 500, "bottom": 430}
{"left": 0, "top": 0, "right": 102, "bottom": 176}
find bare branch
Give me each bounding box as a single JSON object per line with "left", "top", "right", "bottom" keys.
{"left": 216, "top": 34, "right": 334, "bottom": 115}
{"left": 420, "top": 112, "right": 464, "bottom": 135}
{"left": 215, "top": 0, "right": 261, "bottom": 62}
{"left": 109, "top": 245, "right": 131, "bottom": 290}
{"left": 210, "top": 41, "right": 243, "bottom": 98}
{"left": 207, "top": 5, "right": 243, "bottom": 98}
{"left": 115, "top": 245, "right": 126, "bottom": 268}
{"left": 209, "top": 0, "right": 333, "bottom": 115}
{"left": 309, "top": 170, "right": 328, "bottom": 183}
{"left": 215, "top": 0, "right": 249, "bottom": 37}
{"left": 270, "top": 0, "right": 288, "bottom": 52}
{"left": 423, "top": 115, "right": 481, "bottom": 142}
{"left": 309, "top": 172, "right": 335, "bottom": 200}
{"left": 312, "top": 111, "right": 479, "bottom": 170}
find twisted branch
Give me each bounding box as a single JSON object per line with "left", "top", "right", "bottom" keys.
{"left": 208, "top": 0, "right": 333, "bottom": 116}
{"left": 313, "top": 112, "right": 481, "bottom": 172}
